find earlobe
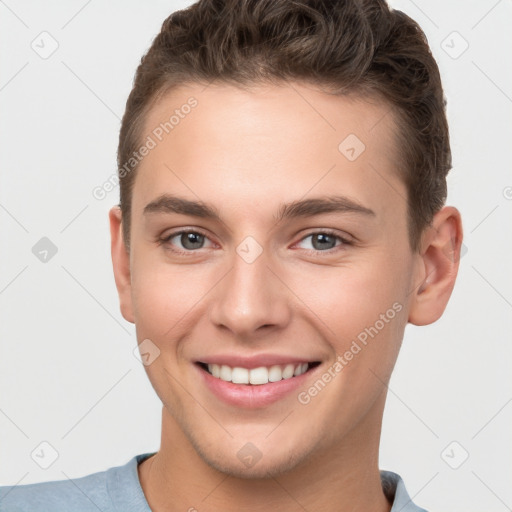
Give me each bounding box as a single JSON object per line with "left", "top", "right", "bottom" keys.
{"left": 109, "top": 206, "right": 135, "bottom": 324}
{"left": 408, "top": 206, "right": 463, "bottom": 326}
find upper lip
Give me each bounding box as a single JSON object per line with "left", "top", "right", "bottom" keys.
{"left": 196, "top": 354, "right": 320, "bottom": 369}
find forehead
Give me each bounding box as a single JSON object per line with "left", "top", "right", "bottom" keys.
{"left": 132, "top": 82, "right": 405, "bottom": 225}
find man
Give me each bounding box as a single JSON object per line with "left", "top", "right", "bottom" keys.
{"left": 0, "top": 0, "right": 463, "bottom": 510}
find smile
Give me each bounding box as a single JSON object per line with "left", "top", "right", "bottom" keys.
{"left": 200, "top": 362, "right": 313, "bottom": 385}
{"left": 195, "top": 356, "right": 322, "bottom": 408}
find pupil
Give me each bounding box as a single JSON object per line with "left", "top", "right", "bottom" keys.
{"left": 182, "top": 232, "right": 203, "bottom": 249}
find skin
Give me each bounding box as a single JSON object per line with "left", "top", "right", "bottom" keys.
{"left": 109, "top": 82, "right": 463, "bottom": 511}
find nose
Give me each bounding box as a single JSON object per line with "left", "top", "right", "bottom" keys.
{"left": 209, "top": 249, "right": 292, "bottom": 339}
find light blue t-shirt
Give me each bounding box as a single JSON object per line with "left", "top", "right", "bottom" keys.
{"left": 0, "top": 452, "right": 427, "bottom": 511}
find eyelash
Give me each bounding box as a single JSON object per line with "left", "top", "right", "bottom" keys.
{"left": 159, "top": 228, "right": 352, "bottom": 256}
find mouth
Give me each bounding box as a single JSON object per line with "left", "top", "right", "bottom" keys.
{"left": 197, "top": 361, "right": 321, "bottom": 385}
{"left": 194, "top": 354, "right": 323, "bottom": 408}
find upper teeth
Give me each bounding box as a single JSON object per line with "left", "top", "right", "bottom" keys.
{"left": 207, "top": 363, "right": 309, "bottom": 385}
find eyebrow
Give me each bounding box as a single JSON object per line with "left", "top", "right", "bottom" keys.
{"left": 143, "top": 194, "right": 375, "bottom": 222}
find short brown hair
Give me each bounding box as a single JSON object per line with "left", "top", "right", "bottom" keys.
{"left": 117, "top": 0, "right": 450, "bottom": 251}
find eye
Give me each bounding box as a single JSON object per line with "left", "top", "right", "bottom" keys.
{"left": 160, "top": 229, "right": 215, "bottom": 253}
{"left": 295, "top": 230, "right": 351, "bottom": 252}
{"left": 159, "top": 228, "right": 351, "bottom": 255}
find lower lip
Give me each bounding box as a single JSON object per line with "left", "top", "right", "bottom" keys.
{"left": 196, "top": 364, "right": 314, "bottom": 408}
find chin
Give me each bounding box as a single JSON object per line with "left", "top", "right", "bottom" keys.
{"left": 192, "top": 438, "right": 314, "bottom": 480}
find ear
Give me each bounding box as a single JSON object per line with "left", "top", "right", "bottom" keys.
{"left": 109, "top": 205, "right": 135, "bottom": 323}
{"left": 408, "top": 206, "right": 463, "bottom": 326}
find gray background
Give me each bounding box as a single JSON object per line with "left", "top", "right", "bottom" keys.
{"left": 1, "top": 1, "right": 511, "bottom": 510}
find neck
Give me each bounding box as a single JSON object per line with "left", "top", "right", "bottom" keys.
{"left": 138, "top": 395, "right": 391, "bottom": 512}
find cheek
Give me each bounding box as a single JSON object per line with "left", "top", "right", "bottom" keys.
{"left": 130, "top": 253, "right": 214, "bottom": 341}
{"left": 290, "top": 255, "right": 409, "bottom": 338}
{"left": 129, "top": 259, "right": 213, "bottom": 406}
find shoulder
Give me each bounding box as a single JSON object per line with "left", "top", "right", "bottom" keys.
{"left": 380, "top": 470, "right": 429, "bottom": 512}
{"left": 0, "top": 470, "right": 109, "bottom": 512}
{"left": 0, "top": 453, "right": 155, "bottom": 512}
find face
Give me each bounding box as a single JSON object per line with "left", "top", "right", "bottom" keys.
{"left": 115, "top": 82, "right": 425, "bottom": 478}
